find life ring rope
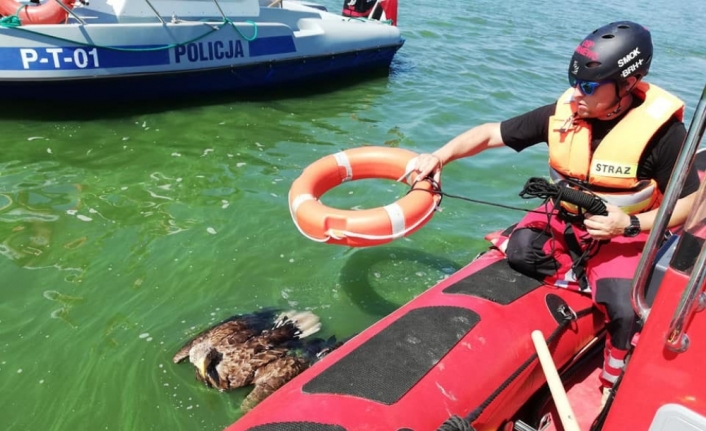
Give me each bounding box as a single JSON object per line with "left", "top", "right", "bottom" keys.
{"left": 288, "top": 147, "right": 441, "bottom": 247}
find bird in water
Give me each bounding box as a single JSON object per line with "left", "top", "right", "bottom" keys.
{"left": 173, "top": 309, "right": 337, "bottom": 412}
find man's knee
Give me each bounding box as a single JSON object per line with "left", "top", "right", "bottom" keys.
{"left": 506, "top": 227, "right": 558, "bottom": 278}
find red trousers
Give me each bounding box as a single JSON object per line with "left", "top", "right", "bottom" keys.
{"left": 504, "top": 204, "right": 647, "bottom": 387}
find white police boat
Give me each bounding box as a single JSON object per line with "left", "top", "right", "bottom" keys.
{"left": 0, "top": 0, "right": 403, "bottom": 101}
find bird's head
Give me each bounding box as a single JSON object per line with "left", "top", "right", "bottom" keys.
{"left": 189, "top": 344, "right": 222, "bottom": 387}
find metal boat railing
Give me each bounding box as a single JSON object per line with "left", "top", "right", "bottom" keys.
{"left": 143, "top": 0, "right": 167, "bottom": 24}
{"left": 54, "top": 0, "right": 265, "bottom": 26}
{"left": 666, "top": 245, "right": 706, "bottom": 352}
{"left": 630, "top": 84, "right": 706, "bottom": 325}
{"left": 663, "top": 86, "right": 706, "bottom": 353}
{"left": 210, "top": 0, "right": 229, "bottom": 21}
{"left": 54, "top": 0, "right": 86, "bottom": 24}
{"left": 4, "top": 0, "right": 263, "bottom": 48}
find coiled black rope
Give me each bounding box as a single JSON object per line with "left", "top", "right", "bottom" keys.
{"left": 519, "top": 177, "right": 608, "bottom": 216}
{"left": 436, "top": 415, "right": 477, "bottom": 431}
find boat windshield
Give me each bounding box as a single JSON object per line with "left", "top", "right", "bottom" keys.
{"left": 671, "top": 159, "right": 706, "bottom": 274}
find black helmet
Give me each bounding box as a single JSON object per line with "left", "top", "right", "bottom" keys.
{"left": 569, "top": 21, "right": 652, "bottom": 84}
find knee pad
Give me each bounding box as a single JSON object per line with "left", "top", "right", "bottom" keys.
{"left": 505, "top": 227, "right": 558, "bottom": 278}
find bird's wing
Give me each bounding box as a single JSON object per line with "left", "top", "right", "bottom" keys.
{"left": 251, "top": 325, "right": 299, "bottom": 348}
{"left": 250, "top": 347, "right": 289, "bottom": 368}
{"left": 173, "top": 309, "right": 284, "bottom": 363}
{"left": 252, "top": 355, "right": 308, "bottom": 386}
{"left": 172, "top": 317, "right": 261, "bottom": 364}
{"left": 241, "top": 356, "right": 309, "bottom": 412}
{"left": 217, "top": 346, "right": 287, "bottom": 389}
{"left": 214, "top": 346, "right": 256, "bottom": 389}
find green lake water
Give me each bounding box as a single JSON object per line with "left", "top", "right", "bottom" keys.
{"left": 1, "top": 0, "right": 704, "bottom": 429}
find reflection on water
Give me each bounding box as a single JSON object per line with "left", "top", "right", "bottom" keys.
{"left": 0, "top": 67, "right": 395, "bottom": 123}
{"left": 0, "top": 183, "right": 77, "bottom": 267}
{"left": 44, "top": 290, "right": 85, "bottom": 328}
{"left": 340, "top": 246, "right": 460, "bottom": 316}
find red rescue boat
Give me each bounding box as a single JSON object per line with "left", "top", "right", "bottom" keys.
{"left": 225, "top": 85, "right": 706, "bottom": 431}
{"left": 226, "top": 245, "right": 603, "bottom": 431}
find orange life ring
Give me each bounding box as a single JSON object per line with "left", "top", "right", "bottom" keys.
{"left": 288, "top": 146, "right": 441, "bottom": 247}
{"left": 0, "top": 0, "right": 73, "bottom": 25}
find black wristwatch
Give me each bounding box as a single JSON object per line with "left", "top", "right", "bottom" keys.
{"left": 623, "top": 215, "right": 641, "bottom": 237}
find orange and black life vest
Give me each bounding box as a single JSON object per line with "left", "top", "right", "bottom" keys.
{"left": 547, "top": 81, "right": 684, "bottom": 215}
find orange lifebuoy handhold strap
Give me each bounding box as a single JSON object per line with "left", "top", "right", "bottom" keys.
{"left": 288, "top": 147, "right": 441, "bottom": 247}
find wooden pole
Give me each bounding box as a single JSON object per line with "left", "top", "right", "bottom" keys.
{"left": 531, "top": 330, "right": 581, "bottom": 431}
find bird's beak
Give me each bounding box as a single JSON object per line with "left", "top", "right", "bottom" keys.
{"left": 195, "top": 355, "right": 221, "bottom": 388}
{"left": 195, "top": 357, "right": 208, "bottom": 380}
{"left": 208, "top": 367, "right": 221, "bottom": 387}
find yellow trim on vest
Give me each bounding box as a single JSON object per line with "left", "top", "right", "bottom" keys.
{"left": 547, "top": 81, "right": 684, "bottom": 214}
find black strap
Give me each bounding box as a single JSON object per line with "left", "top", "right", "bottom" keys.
{"left": 563, "top": 224, "right": 591, "bottom": 291}
{"left": 435, "top": 415, "right": 477, "bottom": 431}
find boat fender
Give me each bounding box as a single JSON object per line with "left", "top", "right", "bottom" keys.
{"left": 288, "top": 146, "right": 441, "bottom": 247}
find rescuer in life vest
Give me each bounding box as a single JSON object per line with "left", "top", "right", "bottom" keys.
{"left": 409, "top": 21, "right": 700, "bottom": 408}
{"left": 341, "top": 0, "right": 383, "bottom": 20}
